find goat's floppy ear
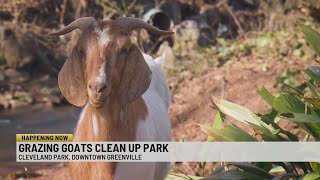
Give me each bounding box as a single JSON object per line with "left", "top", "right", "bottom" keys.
{"left": 58, "top": 49, "right": 87, "bottom": 107}
{"left": 118, "top": 45, "right": 152, "bottom": 106}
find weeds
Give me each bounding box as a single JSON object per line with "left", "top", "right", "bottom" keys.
{"left": 95, "top": 0, "right": 137, "bottom": 18}
{"left": 184, "top": 23, "right": 320, "bottom": 180}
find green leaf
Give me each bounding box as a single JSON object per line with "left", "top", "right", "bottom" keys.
{"left": 297, "top": 122, "right": 320, "bottom": 141}
{"left": 310, "top": 162, "right": 320, "bottom": 174}
{"left": 258, "top": 88, "right": 292, "bottom": 113}
{"left": 204, "top": 170, "right": 265, "bottom": 180}
{"left": 277, "top": 93, "right": 306, "bottom": 113}
{"left": 207, "top": 111, "right": 225, "bottom": 142}
{"left": 229, "top": 163, "right": 273, "bottom": 179}
{"left": 280, "top": 113, "right": 320, "bottom": 123}
{"left": 212, "top": 111, "right": 224, "bottom": 129}
{"left": 269, "top": 166, "right": 286, "bottom": 173}
{"left": 289, "top": 91, "right": 320, "bottom": 109}
{"left": 261, "top": 111, "right": 299, "bottom": 141}
{"left": 258, "top": 87, "right": 277, "bottom": 108}
{"left": 212, "top": 98, "right": 261, "bottom": 126}
{"left": 306, "top": 81, "right": 320, "bottom": 98}
{"left": 255, "top": 162, "right": 273, "bottom": 173}
{"left": 211, "top": 97, "right": 274, "bottom": 131}
{"left": 273, "top": 162, "right": 295, "bottom": 173}
{"left": 302, "top": 173, "right": 320, "bottom": 180}
{"left": 280, "top": 113, "right": 320, "bottom": 140}
{"left": 202, "top": 111, "right": 225, "bottom": 176}
{"left": 304, "top": 66, "right": 320, "bottom": 84}
{"left": 298, "top": 23, "right": 320, "bottom": 56}
{"left": 200, "top": 124, "right": 257, "bottom": 142}
{"left": 258, "top": 87, "right": 306, "bottom": 114}
{"left": 247, "top": 122, "right": 286, "bottom": 141}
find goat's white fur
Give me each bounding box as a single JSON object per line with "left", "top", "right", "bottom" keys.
{"left": 92, "top": 113, "right": 99, "bottom": 136}
{"left": 115, "top": 54, "right": 171, "bottom": 180}
{"left": 95, "top": 28, "right": 110, "bottom": 58}
{"left": 77, "top": 53, "right": 171, "bottom": 180}
{"left": 97, "top": 61, "right": 106, "bottom": 83}
{"left": 77, "top": 104, "right": 88, "bottom": 128}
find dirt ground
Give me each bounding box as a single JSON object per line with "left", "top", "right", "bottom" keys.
{"left": 8, "top": 42, "right": 309, "bottom": 179}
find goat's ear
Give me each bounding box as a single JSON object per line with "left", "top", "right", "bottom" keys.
{"left": 117, "top": 45, "right": 152, "bottom": 106}
{"left": 58, "top": 49, "right": 87, "bottom": 107}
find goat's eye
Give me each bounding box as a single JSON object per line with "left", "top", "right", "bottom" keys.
{"left": 78, "top": 48, "right": 85, "bottom": 57}
{"left": 119, "top": 49, "right": 128, "bottom": 56}
{"left": 80, "top": 50, "right": 85, "bottom": 56}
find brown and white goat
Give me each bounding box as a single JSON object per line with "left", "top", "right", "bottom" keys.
{"left": 50, "top": 17, "right": 172, "bottom": 180}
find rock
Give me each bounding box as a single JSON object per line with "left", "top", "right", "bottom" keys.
{"left": 174, "top": 20, "right": 200, "bottom": 50}
{"left": 14, "top": 90, "right": 33, "bottom": 104}
{"left": 4, "top": 68, "right": 20, "bottom": 78}
{"left": 278, "top": 48, "right": 288, "bottom": 56}
{"left": 4, "top": 69, "right": 30, "bottom": 83}
{"left": 0, "top": 28, "right": 37, "bottom": 69}
{"left": 4, "top": 68, "right": 30, "bottom": 83}
{"left": 2, "top": 38, "right": 34, "bottom": 69}
{"left": 293, "top": 49, "right": 304, "bottom": 58}
{"left": 173, "top": 18, "right": 213, "bottom": 52}
{"left": 156, "top": 41, "right": 175, "bottom": 70}
{"left": 0, "top": 94, "right": 10, "bottom": 109}
{"left": 9, "top": 99, "right": 28, "bottom": 109}
{"left": 188, "top": 15, "right": 214, "bottom": 46}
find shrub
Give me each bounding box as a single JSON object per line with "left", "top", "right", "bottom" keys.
{"left": 167, "top": 23, "right": 320, "bottom": 180}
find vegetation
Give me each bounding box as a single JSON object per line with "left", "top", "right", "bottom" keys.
{"left": 167, "top": 29, "right": 314, "bottom": 82}
{"left": 167, "top": 23, "right": 320, "bottom": 180}
{"left": 95, "top": 0, "right": 137, "bottom": 17}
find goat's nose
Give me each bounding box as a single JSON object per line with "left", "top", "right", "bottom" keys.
{"left": 88, "top": 82, "right": 107, "bottom": 93}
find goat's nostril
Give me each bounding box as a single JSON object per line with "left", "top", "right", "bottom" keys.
{"left": 88, "top": 83, "right": 96, "bottom": 92}
{"left": 88, "top": 82, "right": 107, "bottom": 93}
{"left": 97, "top": 85, "right": 107, "bottom": 93}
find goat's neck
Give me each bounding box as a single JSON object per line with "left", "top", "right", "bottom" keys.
{"left": 74, "top": 96, "right": 147, "bottom": 142}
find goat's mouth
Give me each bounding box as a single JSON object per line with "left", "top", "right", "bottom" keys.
{"left": 89, "top": 98, "right": 106, "bottom": 108}
{"left": 87, "top": 87, "right": 110, "bottom": 108}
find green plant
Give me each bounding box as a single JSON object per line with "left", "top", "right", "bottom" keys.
{"left": 276, "top": 70, "right": 301, "bottom": 89}
{"left": 170, "top": 23, "right": 320, "bottom": 180}
{"left": 95, "top": 0, "right": 137, "bottom": 17}
{"left": 164, "top": 24, "right": 320, "bottom": 180}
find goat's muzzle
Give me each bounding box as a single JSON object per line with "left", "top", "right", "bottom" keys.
{"left": 88, "top": 81, "right": 109, "bottom": 108}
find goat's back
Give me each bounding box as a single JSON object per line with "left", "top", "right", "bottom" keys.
{"left": 143, "top": 54, "right": 171, "bottom": 110}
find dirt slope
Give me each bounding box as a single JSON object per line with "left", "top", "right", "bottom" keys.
{"left": 169, "top": 52, "right": 308, "bottom": 175}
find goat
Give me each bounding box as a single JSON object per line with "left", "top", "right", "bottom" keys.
{"left": 50, "top": 17, "right": 172, "bottom": 180}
